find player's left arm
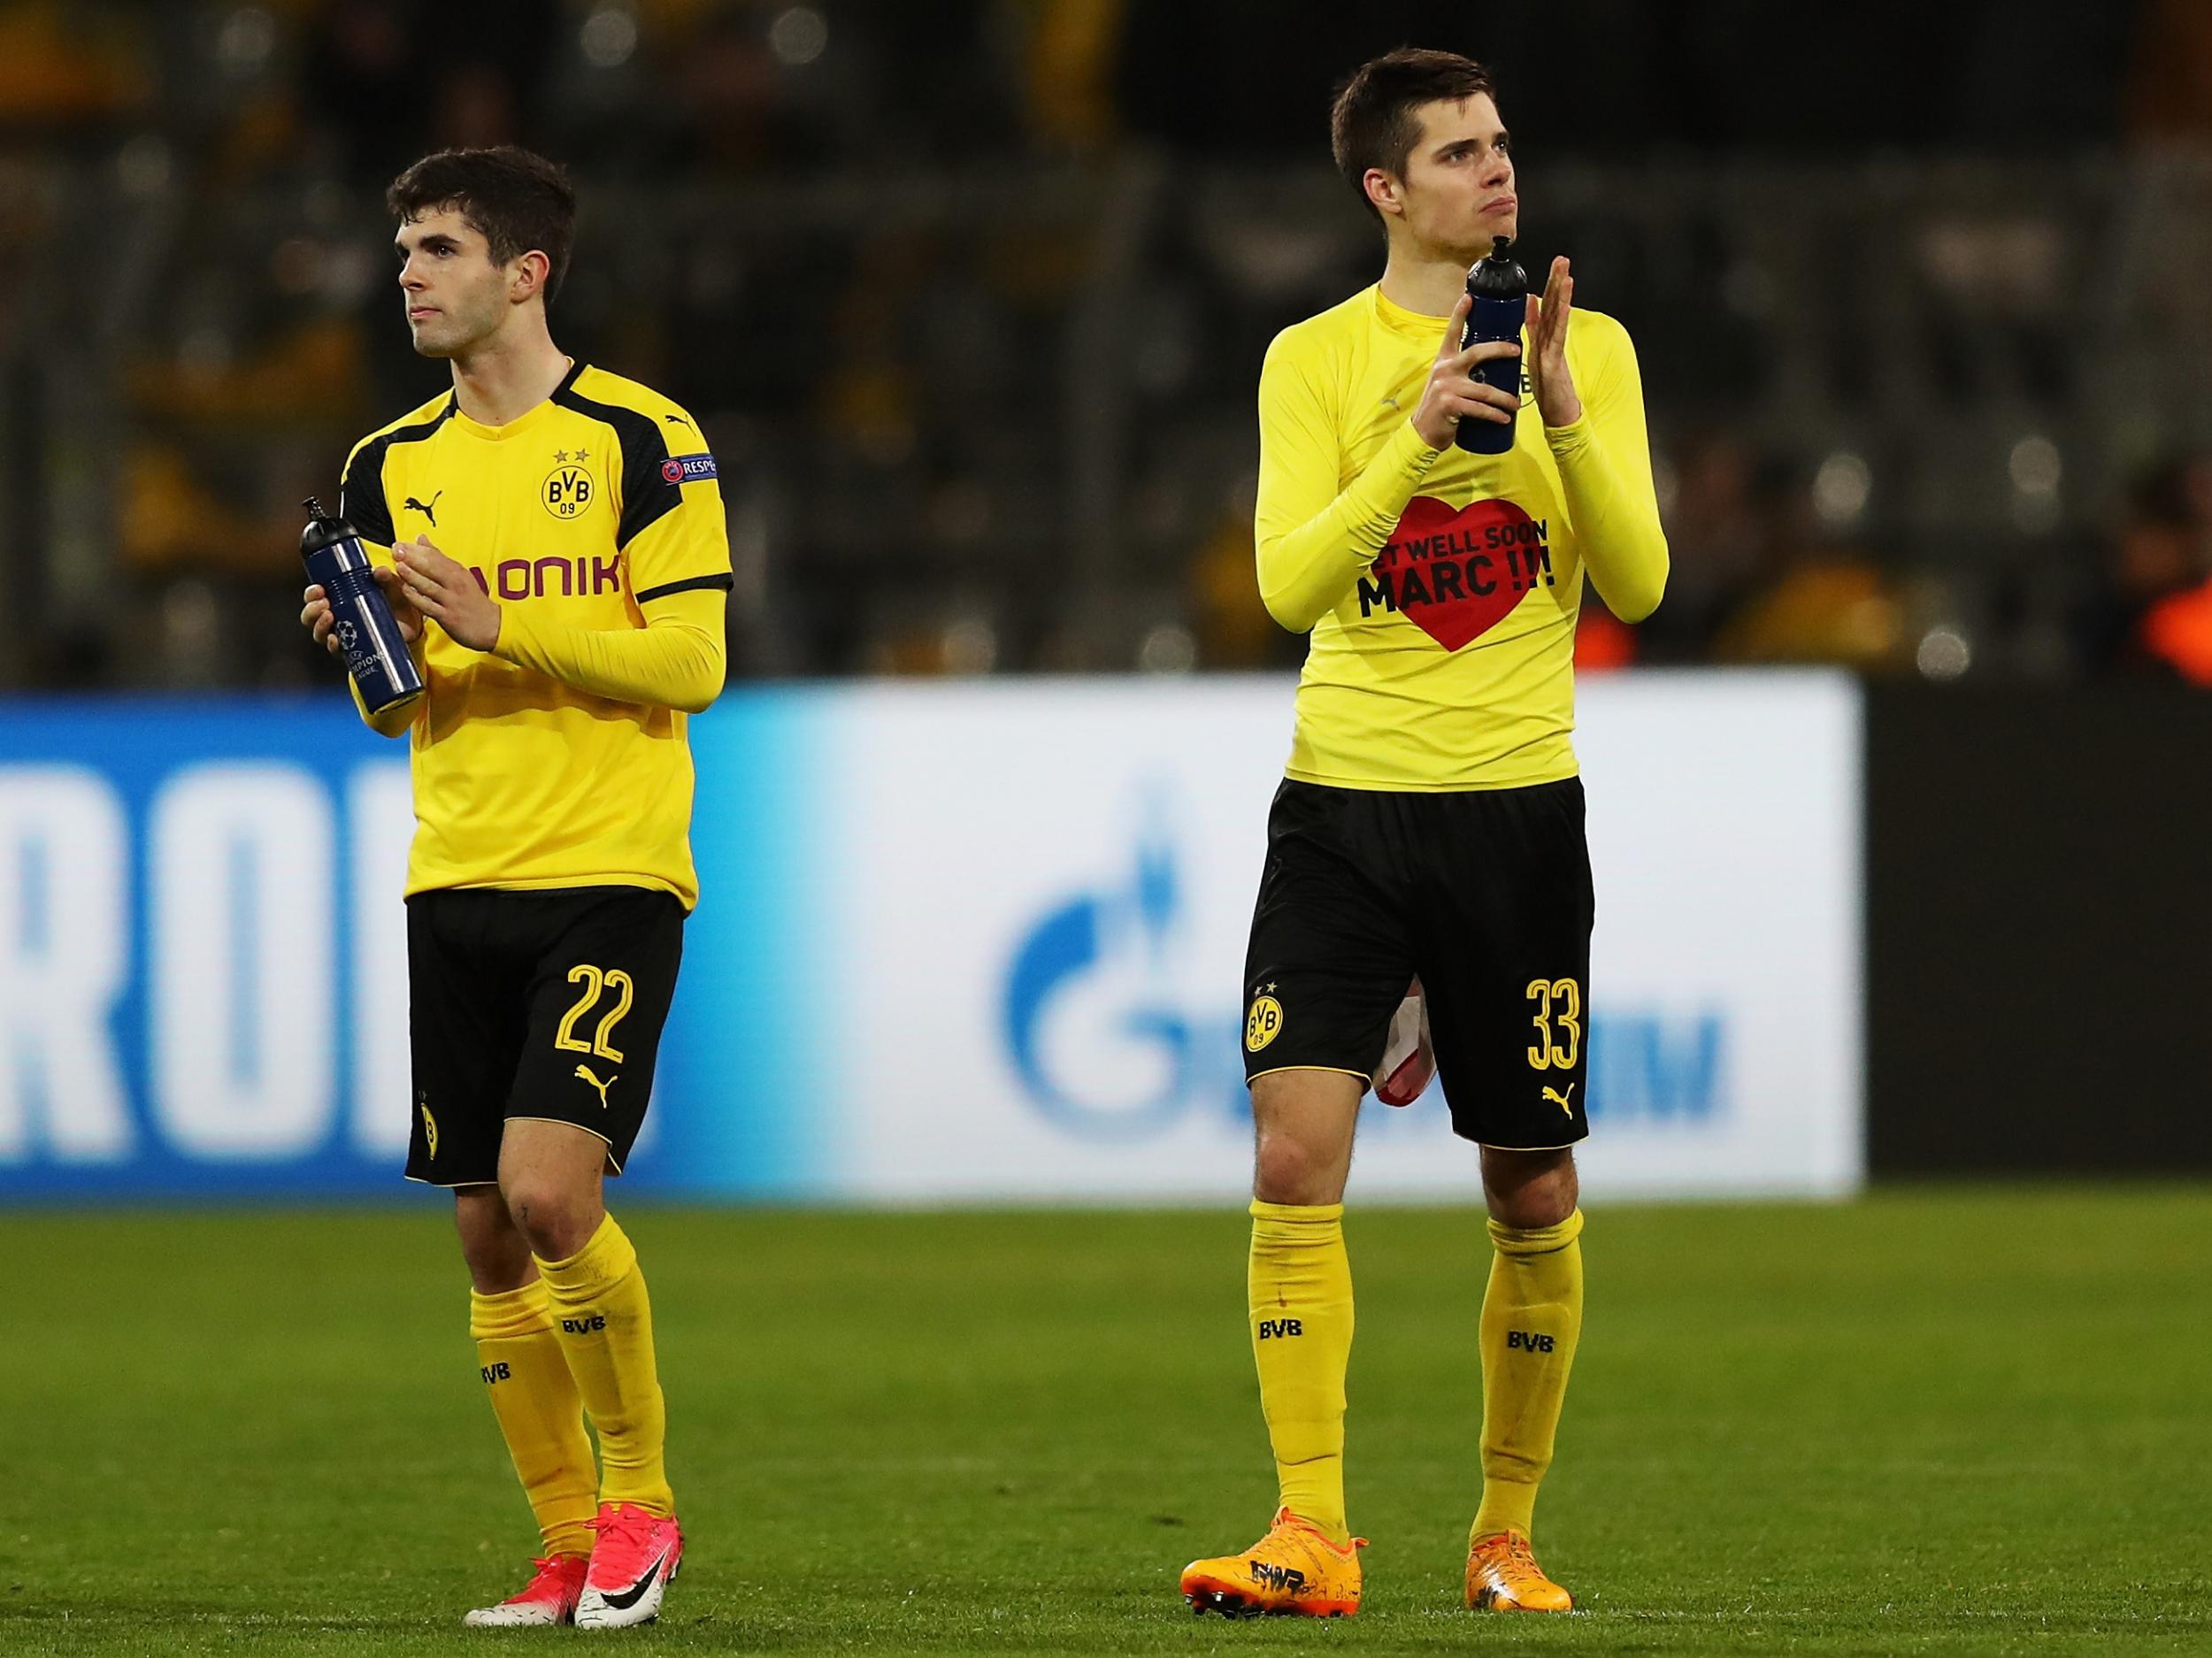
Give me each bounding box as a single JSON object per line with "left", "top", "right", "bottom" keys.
{"left": 389, "top": 433, "right": 732, "bottom": 713}
{"left": 495, "top": 580, "right": 726, "bottom": 712}
{"left": 1525, "top": 258, "right": 1669, "bottom": 623}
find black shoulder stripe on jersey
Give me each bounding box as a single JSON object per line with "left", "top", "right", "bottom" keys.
{"left": 340, "top": 399, "right": 455, "bottom": 546}
{"left": 552, "top": 372, "right": 684, "bottom": 552}
{"left": 635, "top": 572, "right": 735, "bottom": 605}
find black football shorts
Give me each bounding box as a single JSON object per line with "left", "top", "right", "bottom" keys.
{"left": 1241, "top": 777, "right": 1594, "bottom": 1150}
{"left": 404, "top": 885, "right": 685, "bottom": 1186}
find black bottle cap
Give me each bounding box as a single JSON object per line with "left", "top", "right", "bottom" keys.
{"left": 300, "top": 496, "right": 357, "bottom": 558}
{"left": 1468, "top": 235, "right": 1528, "bottom": 298}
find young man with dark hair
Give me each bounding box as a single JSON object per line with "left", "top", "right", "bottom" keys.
{"left": 1179, "top": 50, "right": 1667, "bottom": 1619}
{"left": 301, "top": 145, "right": 731, "bottom": 1630}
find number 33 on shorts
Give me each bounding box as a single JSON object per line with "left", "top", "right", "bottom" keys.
{"left": 1525, "top": 977, "right": 1581, "bottom": 1124}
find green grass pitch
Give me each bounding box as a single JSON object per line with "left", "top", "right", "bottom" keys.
{"left": 4, "top": 1186, "right": 2208, "bottom": 1655}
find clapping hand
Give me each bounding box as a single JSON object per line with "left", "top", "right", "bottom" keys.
{"left": 1525, "top": 256, "right": 1581, "bottom": 428}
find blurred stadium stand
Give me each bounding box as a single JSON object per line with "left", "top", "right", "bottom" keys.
{"left": 4, "top": 0, "right": 2212, "bottom": 688}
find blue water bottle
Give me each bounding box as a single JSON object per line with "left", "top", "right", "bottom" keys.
{"left": 1455, "top": 234, "right": 1529, "bottom": 457}
{"left": 301, "top": 497, "right": 424, "bottom": 715}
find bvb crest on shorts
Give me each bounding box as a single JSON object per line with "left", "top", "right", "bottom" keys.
{"left": 1245, "top": 990, "right": 1284, "bottom": 1053}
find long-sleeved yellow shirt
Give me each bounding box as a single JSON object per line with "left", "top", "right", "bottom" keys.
{"left": 339, "top": 362, "right": 733, "bottom": 908}
{"left": 1256, "top": 284, "right": 1668, "bottom": 790}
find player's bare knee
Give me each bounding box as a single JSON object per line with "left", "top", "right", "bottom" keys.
{"left": 1248, "top": 1071, "right": 1359, "bottom": 1206}
{"left": 498, "top": 1175, "right": 599, "bottom": 1262}
{"left": 1253, "top": 1131, "right": 1342, "bottom": 1207}
{"left": 1480, "top": 1147, "right": 1578, "bottom": 1230}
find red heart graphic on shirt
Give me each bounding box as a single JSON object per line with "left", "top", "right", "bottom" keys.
{"left": 1367, "top": 495, "right": 1555, "bottom": 651}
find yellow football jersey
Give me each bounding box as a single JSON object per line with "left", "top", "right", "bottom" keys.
{"left": 1256, "top": 285, "right": 1668, "bottom": 791}
{"left": 338, "top": 362, "right": 732, "bottom": 908}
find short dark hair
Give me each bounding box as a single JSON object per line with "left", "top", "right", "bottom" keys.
{"left": 386, "top": 146, "right": 578, "bottom": 303}
{"left": 1330, "top": 49, "right": 1499, "bottom": 225}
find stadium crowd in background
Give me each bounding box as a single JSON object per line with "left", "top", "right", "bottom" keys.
{"left": 5, "top": 0, "right": 2212, "bottom": 687}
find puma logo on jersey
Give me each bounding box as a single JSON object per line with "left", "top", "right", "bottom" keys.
{"left": 1542, "top": 1083, "right": 1576, "bottom": 1117}
{"left": 575, "top": 1064, "right": 614, "bottom": 1110}
{"left": 403, "top": 489, "right": 442, "bottom": 526}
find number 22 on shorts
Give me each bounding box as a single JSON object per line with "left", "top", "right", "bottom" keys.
{"left": 555, "top": 963, "right": 634, "bottom": 1062}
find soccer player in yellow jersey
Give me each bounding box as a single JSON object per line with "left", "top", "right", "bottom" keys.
{"left": 298, "top": 148, "right": 730, "bottom": 1630}
{"left": 1179, "top": 50, "right": 1667, "bottom": 1619}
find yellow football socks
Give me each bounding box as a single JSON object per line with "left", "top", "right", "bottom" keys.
{"left": 534, "top": 1214, "right": 675, "bottom": 1517}
{"left": 1248, "top": 1199, "right": 1356, "bottom": 1546}
{"left": 1471, "top": 1208, "right": 1585, "bottom": 1543}
{"left": 468, "top": 1279, "right": 597, "bottom": 1558}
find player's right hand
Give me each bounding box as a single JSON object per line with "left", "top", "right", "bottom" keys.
{"left": 1410, "top": 292, "right": 1520, "bottom": 450}
{"left": 300, "top": 568, "right": 423, "bottom": 656}
{"left": 300, "top": 584, "right": 341, "bottom": 655}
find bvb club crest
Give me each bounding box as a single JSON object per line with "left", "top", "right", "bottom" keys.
{"left": 543, "top": 453, "right": 595, "bottom": 519}
{"left": 1245, "top": 993, "right": 1284, "bottom": 1053}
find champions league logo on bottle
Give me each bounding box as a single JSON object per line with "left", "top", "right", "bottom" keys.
{"left": 301, "top": 498, "right": 423, "bottom": 715}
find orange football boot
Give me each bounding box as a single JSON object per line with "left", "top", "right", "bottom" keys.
{"left": 1181, "top": 1507, "right": 1366, "bottom": 1618}
{"left": 1465, "top": 1530, "right": 1573, "bottom": 1612}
